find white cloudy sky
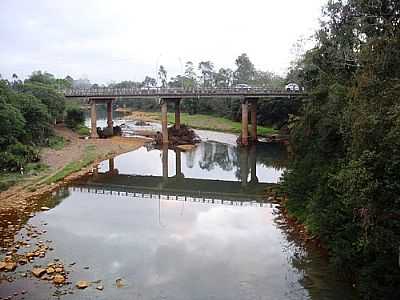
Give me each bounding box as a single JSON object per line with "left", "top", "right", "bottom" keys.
{"left": 0, "top": 0, "right": 325, "bottom": 84}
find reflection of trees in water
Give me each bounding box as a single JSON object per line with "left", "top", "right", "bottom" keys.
{"left": 185, "top": 148, "right": 196, "bottom": 168}
{"left": 256, "top": 143, "right": 288, "bottom": 170}
{"left": 273, "top": 209, "right": 356, "bottom": 300}
{"left": 198, "top": 142, "right": 237, "bottom": 172}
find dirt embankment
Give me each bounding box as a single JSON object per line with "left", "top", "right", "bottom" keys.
{"left": 0, "top": 125, "right": 147, "bottom": 213}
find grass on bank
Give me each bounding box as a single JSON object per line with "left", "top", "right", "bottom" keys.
{"left": 45, "top": 145, "right": 97, "bottom": 184}
{"left": 0, "top": 163, "right": 49, "bottom": 192}
{"left": 140, "top": 111, "right": 277, "bottom": 135}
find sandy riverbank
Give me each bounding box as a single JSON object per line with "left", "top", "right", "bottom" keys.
{"left": 0, "top": 125, "right": 147, "bottom": 213}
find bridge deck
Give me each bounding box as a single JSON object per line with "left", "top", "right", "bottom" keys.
{"left": 64, "top": 87, "right": 306, "bottom": 99}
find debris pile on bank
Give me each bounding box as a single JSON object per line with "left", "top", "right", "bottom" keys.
{"left": 154, "top": 125, "right": 201, "bottom": 146}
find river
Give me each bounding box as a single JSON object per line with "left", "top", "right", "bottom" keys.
{"left": 0, "top": 122, "right": 356, "bottom": 299}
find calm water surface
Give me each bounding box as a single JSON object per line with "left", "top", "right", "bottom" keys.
{"left": 0, "top": 131, "right": 356, "bottom": 299}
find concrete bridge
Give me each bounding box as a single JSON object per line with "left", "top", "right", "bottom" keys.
{"left": 64, "top": 87, "right": 306, "bottom": 145}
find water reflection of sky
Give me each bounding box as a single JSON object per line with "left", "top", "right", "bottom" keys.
{"left": 35, "top": 191, "right": 308, "bottom": 300}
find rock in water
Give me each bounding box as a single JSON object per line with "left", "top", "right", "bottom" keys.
{"left": 32, "top": 268, "right": 46, "bottom": 278}
{"left": 76, "top": 280, "right": 89, "bottom": 289}
{"left": 4, "top": 262, "right": 17, "bottom": 271}
{"left": 53, "top": 274, "right": 65, "bottom": 284}
{"left": 96, "top": 285, "right": 104, "bottom": 291}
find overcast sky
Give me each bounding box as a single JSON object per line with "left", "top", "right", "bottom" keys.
{"left": 0, "top": 0, "right": 326, "bottom": 84}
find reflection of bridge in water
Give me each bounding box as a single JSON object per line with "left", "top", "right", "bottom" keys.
{"left": 73, "top": 145, "right": 277, "bottom": 205}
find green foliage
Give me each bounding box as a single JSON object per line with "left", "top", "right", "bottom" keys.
{"left": 65, "top": 106, "right": 85, "bottom": 129}
{"left": 21, "top": 82, "right": 65, "bottom": 121}
{"left": 282, "top": 1, "right": 400, "bottom": 298}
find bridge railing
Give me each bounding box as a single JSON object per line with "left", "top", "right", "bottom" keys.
{"left": 63, "top": 87, "right": 305, "bottom": 97}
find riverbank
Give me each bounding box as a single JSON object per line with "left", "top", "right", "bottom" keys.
{"left": 0, "top": 125, "right": 146, "bottom": 213}
{"left": 125, "top": 111, "right": 277, "bottom": 135}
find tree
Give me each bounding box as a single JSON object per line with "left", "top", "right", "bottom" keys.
{"left": 141, "top": 76, "right": 157, "bottom": 88}
{"left": 282, "top": 1, "right": 400, "bottom": 298}
{"left": 158, "top": 65, "right": 168, "bottom": 88}
{"left": 214, "top": 68, "right": 233, "bottom": 87}
{"left": 198, "top": 61, "right": 215, "bottom": 87}
{"left": 233, "top": 53, "right": 256, "bottom": 84}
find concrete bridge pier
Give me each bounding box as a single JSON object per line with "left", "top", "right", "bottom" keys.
{"left": 241, "top": 99, "right": 249, "bottom": 146}
{"left": 107, "top": 100, "right": 113, "bottom": 134}
{"left": 175, "top": 99, "right": 181, "bottom": 129}
{"left": 90, "top": 99, "right": 98, "bottom": 138}
{"left": 160, "top": 98, "right": 169, "bottom": 144}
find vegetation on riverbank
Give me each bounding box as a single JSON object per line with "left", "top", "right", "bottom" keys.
{"left": 282, "top": 1, "right": 400, "bottom": 299}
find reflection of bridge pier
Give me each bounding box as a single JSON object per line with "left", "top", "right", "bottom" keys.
{"left": 249, "top": 145, "right": 258, "bottom": 184}
{"left": 89, "top": 98, "right": 115, "bottom": 138}
{"left": 161, "top": 146, "right": 185, "bottom": 181}
{"left": 105, "top": 158, "right": 119, "bottom": 175}
{"left": 239, "top": 145, "right": 258, "bottom": 187}
{"left": 162, "top": 144, "right": 169, "bottom": 180}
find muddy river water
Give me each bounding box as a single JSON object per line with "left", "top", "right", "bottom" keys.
{"left": 0, "top": 129, "right": 356, "bottom": 299}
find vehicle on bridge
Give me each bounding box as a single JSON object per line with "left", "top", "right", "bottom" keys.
{"left": 285, "top": 82, "right": 300, "bottom": 92}
{"left": 234, "top": 83, "right": 252, "bottom": 90}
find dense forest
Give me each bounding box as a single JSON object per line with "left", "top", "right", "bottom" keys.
{"left": 0, "top": 72, "right": 74, "bottom": 172}
{"left": 282, "top": 0, "right": 400, "bottom": 299}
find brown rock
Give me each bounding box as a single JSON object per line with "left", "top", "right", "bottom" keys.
{"left": 32, "top": 267, "right": 46, "bottom": 278}
{"left": 0, "top": 261, "right": 6, "bottom": 270}
{"left": 55, "top": 267, "right": 63, "bottom": 273}
{"left": 46, "top": 267, "right": 55, "bottom": 274}
{"left": 76, "top": 280, "right": 89, "bottom": 289}
{"left": 5, "top": 262, "right": 17, "bottom": 271}
{"left": 40, "top": 207, "right": 50, "bottom": 211}
{"left": 53, "top": 274, "right": 65, "bottom": 284}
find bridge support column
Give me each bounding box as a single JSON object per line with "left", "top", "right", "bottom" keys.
{"left": 250, "top": 100, "right": 257, "bottom": 143}
{"left": 90, "top": 99, "right": 98, "bottom": 138}
{"left": 241, "top": 99, "right": 249, "bottom": 146}
{"left": 161, "top": 99, "right": 168, "bottom": 144}
{"left": 107, "top": 100, "right": 113, "bottom": 134}
{"left": 175, "top": 99, "right": 181, "bottom": 130}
